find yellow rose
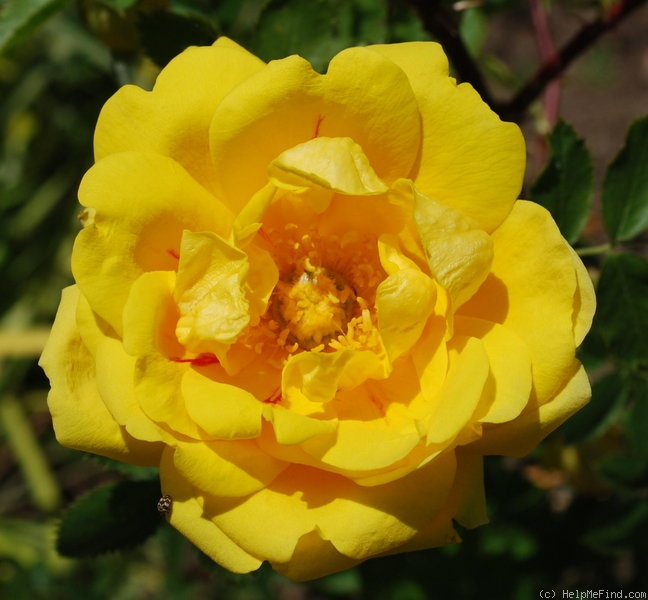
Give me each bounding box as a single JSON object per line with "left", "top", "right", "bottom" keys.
{"left": 40, "top": 38, "right": 595, "bottom": 580}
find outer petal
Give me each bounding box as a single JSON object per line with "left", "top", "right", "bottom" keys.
{"left": 472, "top": 362, "right": 591, "bottom": 456}
{"left": 392, "top": 449, "right": 486, "bottom": 554}
{"left": 94, "top": 39, "right": 265, "bottom": 192}
{"left": 459, "top": 200, "right": 584, "bottom": 402}
{"left": 74, "top": 152, "right": 230, "bottom": 335}
{"left": 160, "top": 448, "right": 263, "bottom": 574}
{"left": 39, "top": 287, "right": 162, "bottom": 465}
{"left": 368, "top": 42, "right": 525, "bottom": 231}
{"left": 205, "top": 452, "right": 456, "bottom": 579}
{"left": 569, "top": 244, "right": 596, "bottom": 345}
{"left": 210, "top": 47, "right": 421, "bottom": 210}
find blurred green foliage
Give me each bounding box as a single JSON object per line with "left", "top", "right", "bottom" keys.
{"left": 1, "top": 0, "right": 647, "bottom": 598}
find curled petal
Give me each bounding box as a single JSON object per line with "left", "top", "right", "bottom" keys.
{"left": 269, "top": 137, "right": 388, "bottom": 196}
{"left": 282, "top": 348, "right": 387, "bottom": 407}
{"left": 175, "top": 231, "right": 251, "bottom": 349}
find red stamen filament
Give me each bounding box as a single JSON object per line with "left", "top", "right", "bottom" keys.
{"left": 170, "top": 353, "right": 219, "bottom": 366}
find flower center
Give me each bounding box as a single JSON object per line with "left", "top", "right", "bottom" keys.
{"left": 272, "top": 259, "right": 356, "bottom": 350}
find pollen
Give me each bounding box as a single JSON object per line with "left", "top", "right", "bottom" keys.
{"left": 249, "top": 213, "right": 387, "bottom": 359}
{"left": 272, "top": 265, "right": 356, "bottom": 350}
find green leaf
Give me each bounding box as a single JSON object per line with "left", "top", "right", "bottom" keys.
{"left": 0, "top": 0, "right": 72, "bottom": 55}
{"left": 594, "top": 252, "right": 648, "bottom": 366}
{"left": 102, "top": 0, "right": 140, "bottom": 10}
{"left": 530, "top": 120, "right": 594, "bottom": 244}
{"left": 57, "top": 479, "right": 163, "bottom": 557}
{"left": 583, "top": 500, "right": 648, "bottom": 552}
{"left": 597, "top": 453, "right": 647, "bottom": 490}
{"left": 139, "top": 10, "right": 216, "bottom": 67}
{"left": 253, "top": 0, "right": 355, "bottom": 72}
{"left": 624, "top": 377, "right": 648, "bottom": 459}
{"left": 602, "top": 115, "right": 648, "bottom": 242}
{"left": 459, "top": 8, "right": 488, "bottom": 58}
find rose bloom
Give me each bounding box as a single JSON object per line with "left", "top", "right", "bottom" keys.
{"left": 40, "top": 38, "right": 595, "bottom": 580}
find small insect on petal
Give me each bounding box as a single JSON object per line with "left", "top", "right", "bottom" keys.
{"left": 157, "top": 494, "right": 172, "bottom": 515}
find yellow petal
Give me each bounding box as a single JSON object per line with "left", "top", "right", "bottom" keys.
{"left": 210, "top": 47, "right": 420, "bottom": 211}
{"left": 206, "top": 452, "right": 456, "bottom": 576}
{"left": 39, "top": 287, "right": 162, "bottom": 465}
{"left": 269, "top": 137, "right": 388, "bottom": 195}
{"left": 122, "top": 270, "right": 183, "bottom": 358}
{"left": 300, "top": 418, "right": 424, "bottom": 472}
{"left": 392, "top": 449, "right": 486, "bottom": 554}
{"left": 282, "top": 348, "right": 386, "bottom": 407}
{"left": 451, "top": 450, "right": 488, "bottom": 529}
{"left": 271, "top": 531, "right": 362, "bottom": 581}
{"left": 134, "top": 355, "right": 203, "bottom": 439}
{"left": 174, "top": 231, "right": 250, "bottom": 349}
{"left": 94, "top": 337, "right": 168, "bottom": 443}
{"left": 410, "top": 315, "right": 449, "bottom": 405}
{"left": 459, "top": 200, "right": 584, "bottom": 402}
{"left": 411, "top": 182, "right": 493, "bottom": 309}
{"left": 369, "top": 41, "right": 525, "bottom": 231}
{"left": 172, "top": 439, "right": 287, "bottom": 497}
{"left": 244, "top": 243, "right": 279, "bottom": 326}
{"left": 263, "top": 406, "right": 337, "bottom": 446}
{"left": 376, "top": 267, "right": 436, "bottom": 361}
{"left": 454, "top": 316, "right": 532, "bottom": 425}
{"left": 232, "top": 182, "right": 278, "bottom": 244}
{"left": 426, "top": 336, "right": 489, "bottom": 445}
{"left": 210, "top": 54, "right": 319, "bottom": 209}
{"left": 75, "top": 290, "right": 168, "bottom": 443}
{"left": 160, "top": 448, "right": 262, "bottom": 573}
{"left": 320, "top": 46, "right": 421, "bottom": 183}
{"left": 473, "top": 362, "right": 591, "bottom": 457}
{"left": 94, "top": 40, "right": 265, "bottom": 192}
{"left": 182, "top": 368, "right": 262, "bottom": 440}
{"left": 74, "top": 152, "right": 229, "bottom": 335}
{"left": 568, "top": 244, "right": 596, "bottom": 346}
